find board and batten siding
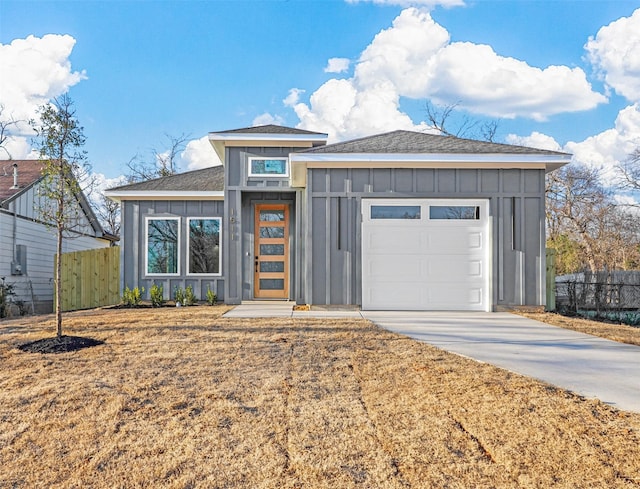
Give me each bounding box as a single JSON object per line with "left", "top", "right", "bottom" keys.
{"left": 223, "top": 146, "right": 301, "bottom": 303}
{"left": 0, "top": 210, "right": 110, "bottom": 313}
{"left": 303, "top": 167, "right": 546, "bottom": 308}
{"left": 120, "top": 199, "right": 225, "bottom": 302}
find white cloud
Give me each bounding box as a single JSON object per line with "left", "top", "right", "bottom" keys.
{"left": 586, "top": 8, "right": 640, "bottom": 102}
{"left": 565, "top": 103, "right": 640, "bottom": 170}
{"left": 346, "top": 0, "right": 465, "bottom": 8}
{"left": 324, "top": 58, "right": 351, "bottom": 74}
{"left": 0, "top": 34, "right": 86, "bottom": 159}
{"left": 283, "top": 88, "right": 305, "bottom": 107}
{"left": 425, "top": 43, "right": 606, "bottom": 120}
{"left": 181, "top": 135, "right": 222, "bottom": 171}
{"left": 290, "top": 8, "right": 606, "bottom": 142}
{"left": 505, "top": 132, "right": 563, "bottom": 152}
{"left": 252, "top": 112, "right": 285, "bottom": 127}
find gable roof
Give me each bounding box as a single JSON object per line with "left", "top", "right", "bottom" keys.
{"left": 301, "top": 130, "right": 569, "bottom": 156}
{"left": 0, "top": 159, "right": 115, "bottom": 241}
{"left": 0, "top": 160, "right": 44, "bottom": 204}
{"left": 105, "top": 165, "right": 225, "bottom": 201}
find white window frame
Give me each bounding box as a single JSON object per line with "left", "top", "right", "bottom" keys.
{"left": 248, "top": 157, "right": 289, "bottom": 178}
{"left": 186, "top": 217, "right": 222, "bottom": 276}
{"left": 145, "top": 216, "right": 181, "bottom": 276}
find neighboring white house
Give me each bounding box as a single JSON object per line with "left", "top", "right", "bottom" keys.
{"left": 0, "top": 160, "right": 117, "bottom": 314}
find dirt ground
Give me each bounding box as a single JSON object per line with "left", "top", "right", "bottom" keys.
{"left": 1, "top": 306, "right": 640, "bottom": 488}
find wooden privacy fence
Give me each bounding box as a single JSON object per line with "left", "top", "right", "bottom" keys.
{"left": 56, "top": 247, "right": 120, "bottom": 312}
{"left": 546, "top": 248, "right": 556, "bottom": 312}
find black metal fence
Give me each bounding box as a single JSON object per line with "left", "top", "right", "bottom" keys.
{"left": 555, "top": 280, "right": 640, "bottom": 325}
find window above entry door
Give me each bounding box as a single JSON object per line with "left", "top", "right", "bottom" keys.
{"left": 248, "top": 157, "right": 289, "bottom": 177}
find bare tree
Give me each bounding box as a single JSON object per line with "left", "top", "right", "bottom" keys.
{"left": 0, "top": 104, "right": 25, "bottom": 159}
{"left": 95, "top": 192, "right": 121, "bottom": 236}
{"left": 32, "top": 94, "right": 92, "bottom": 338}
{"left": 616, "top": 147, "right": 640, "bottom": 196}
{"left": 125, "top": 133, "right": 190, "bottom": 183}
{"left": 546, "top": 163, "right": 640, "bottom": 273}
{"left": 425, "top": 101, "right": 500, "bottom": 142}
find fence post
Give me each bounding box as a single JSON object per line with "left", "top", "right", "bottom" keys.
{"left": 545, "top": 248, "right": 556, "bottom": 312}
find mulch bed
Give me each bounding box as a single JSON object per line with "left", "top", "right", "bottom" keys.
{"left": 18, "top": 335, "right": 104, "bottom": 354}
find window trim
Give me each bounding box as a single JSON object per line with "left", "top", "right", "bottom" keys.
{"left": 248, "top": 157, "right": 289, "bottom": 178}
{"left": 186, "top": 217, "right": 223, "bottom": 276}
{"left": 145, "top": 216, "right": 181, "bottom": 277}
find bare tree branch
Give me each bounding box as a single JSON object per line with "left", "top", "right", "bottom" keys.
{"left": 424, "top": 101, "right": 500, "bottom": 142}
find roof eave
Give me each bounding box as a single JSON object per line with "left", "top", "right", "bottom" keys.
{"left": 290, "top": 152, "right": 572, "bottom": 171}
{"left": 208, "top": 132, "right": 328, "bottom": 163}
{"left": 105, "top": 190, "right": 225, "bottom": 202}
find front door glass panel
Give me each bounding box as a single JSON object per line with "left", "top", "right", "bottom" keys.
{"left": 254, "top": 204, "right": 289, "bottom": 299}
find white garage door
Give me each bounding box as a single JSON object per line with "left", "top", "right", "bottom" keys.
{"left": 361, "top": 199, "right": 490, "bottom": 311}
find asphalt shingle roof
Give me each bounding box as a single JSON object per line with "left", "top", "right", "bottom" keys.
{"left": 212, "top": 124, "right": 326, "bottom": 136}
{"left": 0, "top": 160, "right": 44, "bottom": 204}
{"left": 108, "top": 165, "right": 225, "bottom": 192}
{"left": 301, "top": 130, "right": 570, "bottom": 156}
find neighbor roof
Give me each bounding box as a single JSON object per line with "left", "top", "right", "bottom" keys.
{"left": 301, "top": 130, "right": 570, "bottom": 156}
{"left": 0, "top": 160, "right": 44, "bottom": 204}
{"left": 105, "top": 165, "right": 225, "bottom": 201}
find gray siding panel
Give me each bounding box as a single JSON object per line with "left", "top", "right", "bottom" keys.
{"left": 122, "top": 199, "right": 225, "bottom": 303}
{"left": 305, "top": 167, "right": 546, "bottom": 308}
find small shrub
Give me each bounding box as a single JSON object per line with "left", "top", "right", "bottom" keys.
{"left": 174, "top": 286, "right": 185, "bottom": 306}
{"left": 206, "top": 286, "right": 217, "bottom": 306}
{"left": 122, "top": 286, "right": 144, "bottom": 307}
{"left": 150, "top": 284, "right": 165, "bottom": 307}
{"left": 184, "top": 285, "right": 197, "bottom": 306}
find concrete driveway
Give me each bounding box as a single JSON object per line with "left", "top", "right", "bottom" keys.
{"left": 361, "top": 311, "right": 640, "bottom": 413}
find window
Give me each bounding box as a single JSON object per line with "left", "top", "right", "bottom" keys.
{"left": 248, "top": 158, "right": 288, "bottom": 177}
{"left": 188, "top": 218, "right": 222, "bottom": 275}
{"left": 146, "top": 217, "right": 180, "bottom": 275}
{"left": 429, "top": 206, "right": 480, "bottom": 220}
{"left": 371, "top": 205, "right": 421, "bottom": 220}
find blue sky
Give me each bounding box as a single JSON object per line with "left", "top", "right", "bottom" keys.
{"left": 1, "top": 0, "right": 640, "bottom": 189}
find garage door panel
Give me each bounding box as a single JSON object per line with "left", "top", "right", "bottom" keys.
{"left": 362, "top": 198, "right": 490, "bottom": 311}
{"left": 427, "top": 258, "right": 484, "bottom": 280}
{"left": 364, "top": 255, "right": 426, "bottom": 282}
{"left": 427, "top": 286, "right": 484, "bottom": 307}
{"left": 427, "top": 229, "right": 484, "bottom": 253}
{"left": 365, "top": 228, "right": 425, "bottom": 254}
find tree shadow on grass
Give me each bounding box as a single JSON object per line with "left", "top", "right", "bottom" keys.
{"left": 18, "top": 335, "right": 105, "bottom": 354}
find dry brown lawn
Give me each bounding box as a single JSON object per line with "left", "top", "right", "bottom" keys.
{"left": 517, "top": 310, "right": 640, "bottom": 347}
{"left": 1, "top": 306, "right": 640, "bottom": 488}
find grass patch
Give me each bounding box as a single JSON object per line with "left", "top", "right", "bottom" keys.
{"left": 1, "top": 306, "right": 640, "bottom": 488}
{"left": 517, "top": 310, "right": 640, "bottom": 347}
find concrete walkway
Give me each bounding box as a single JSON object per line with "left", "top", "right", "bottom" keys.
{"left": 222, "top": 302, "right": 364, "bottom": 319}
{"left": 363, "top": 311, "right": 640, "bottom": 413}
{"left": 223, "top": 304, "right": 640, "bottom": 413}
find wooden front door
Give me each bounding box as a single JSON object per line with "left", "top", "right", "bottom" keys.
{"left": 254, "top": 204, "right": 289, "bottom": 299}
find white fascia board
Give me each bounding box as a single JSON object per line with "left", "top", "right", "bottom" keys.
{"left": 289, "top": 152, "right": 571, "bottom": 164}
{"left": 208, "top": 132, "right": 327, "bottom": 144}
{"left": 104, "top": 190, "right": 225, "bottom": 202}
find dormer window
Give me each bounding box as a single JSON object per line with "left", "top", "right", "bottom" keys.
{"left": 248, "top": 157, "right": 288, "bottom": 177}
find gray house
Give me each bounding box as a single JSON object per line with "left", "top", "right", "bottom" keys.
{"left": 106, "top": 125, "right": 571, "bottom": 311}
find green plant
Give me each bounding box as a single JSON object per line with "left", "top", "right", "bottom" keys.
{"left": 150, "top": 284, "right": 165, "bottom": 307}
{"left": 122, "top": 286, "right": 144, "bottom": 307}
{"left": 206, "top": 286, "right": 217, "bottom": 306}
{"left": 0, "top": 278, "right": 16, "bottom": 318}
{"left": 184, "top": 285, "right": 196, "bottom": 306}
{"left": 174, "top": 286, "right": 185, "bottom": 306}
